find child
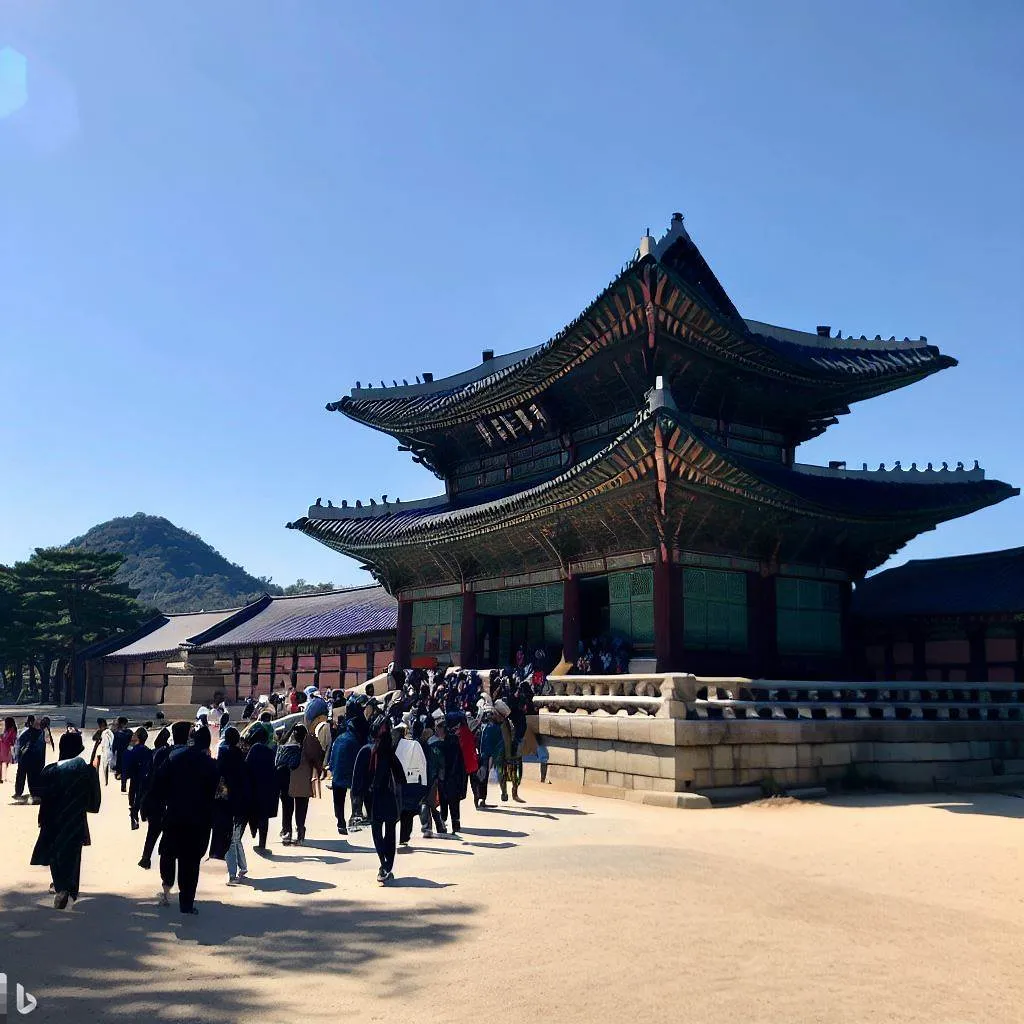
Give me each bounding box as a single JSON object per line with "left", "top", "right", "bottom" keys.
{"left": 536, "top": 739, "right": 550, "bottom": 784}
{"left": 121, "top": 728, "right": 153, "bottom": 830}
{"left": 0, "top": 717, "right": 16, "bottom": 783}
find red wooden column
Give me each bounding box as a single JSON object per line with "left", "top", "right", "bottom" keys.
{"left": 654, "top": 556, "right": 675, "bottom": 672}
{"left": 396, "top": 599, "right": 413, "bottom": 669}
{"left": 562, "top": 577, "right": 581, "bottom": 667}
{"left": 460, "top": 591, "right": 477, "bottom": 667}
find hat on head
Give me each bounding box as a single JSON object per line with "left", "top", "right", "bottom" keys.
{"left": 431, "top": 708, "right": 444, "bottom": 723}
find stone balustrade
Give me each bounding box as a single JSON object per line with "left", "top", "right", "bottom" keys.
{"left": 534, "top": 674, "right": 696, "bottom": 717}
{"left": 689, "top": 677, "right": 1024, "bottom": 723}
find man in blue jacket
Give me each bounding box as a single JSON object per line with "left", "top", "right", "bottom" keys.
{"left": 328, "top": 718, "right": 362, "bottom": 835}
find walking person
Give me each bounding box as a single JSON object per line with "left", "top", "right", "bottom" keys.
{"left": 245, "top": 723, "right": 278, "bottom": 854}
{"left": 420, "top": 715, "right": 447, "bottom": 837}
{"left": 13, "top": 716, "right": 46, "bottom": 804}
{"left": 90, "top": 718, "right": 114, "bottom": 786}
{"left": 138, "top": 727, "right": 171, "bottom": 869}
{"left": 111, "top": 717, "right": 132, "bottom": 792}
{"left": 211, "top": 727, "right": 251, "bottom": 884}
{"left": 151, "top": 723, "right": 219, "bottom": 915}
{"left": 395, "top": 721, "right": 427, "bottom": 851}
{"left": 440, "top": 713, "right": 469, "bottom": 836}
{"left": 478, "top": 707, "right": 504, "bottom": 809}
{"left": 327, "top": 717, "right": 361, "bottom": 836}
{"left": 30, "top": 729, "right": 102, "bottom": 909}
{"left": 352, "top": 715, "right": 404, "bottom": 884}
{"left": 121, "top": 727, "right": 154, "bottom": 830}
{"left": 278, "top": 724, "right": 323, "bottom": 846}
{"left": 0, "top": 716, "right": 17, "bottom": 784}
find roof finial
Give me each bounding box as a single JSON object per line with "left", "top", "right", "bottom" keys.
{"left": 672, "top": 211, "right": 684, "bottom": 224}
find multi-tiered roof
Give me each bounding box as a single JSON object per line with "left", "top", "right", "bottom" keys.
{"left": 289, "top": 214, "right": 1016, "bottom": 593}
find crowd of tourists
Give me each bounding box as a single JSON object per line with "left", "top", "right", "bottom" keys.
{"left": 10, "top": 665, "right": 552, "bottom": 913}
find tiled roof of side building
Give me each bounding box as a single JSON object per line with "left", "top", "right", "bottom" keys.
{"left": 196, "top": 586, "right": 398, "bottom": 648}
{"left": 852, "top": 547, "right": 1024, "bottom": 618}
{"left": 104, "top": 608, "right": 242, "bottom": 660}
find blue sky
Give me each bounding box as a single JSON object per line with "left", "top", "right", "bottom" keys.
{"left": 1, "top": 0, "right": 1021, "bottom": 588}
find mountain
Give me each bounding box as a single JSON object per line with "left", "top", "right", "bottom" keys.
{"left": 69, "top": 513, "right": 282, "bottom": 613}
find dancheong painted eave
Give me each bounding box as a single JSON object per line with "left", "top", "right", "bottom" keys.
{"left": 327, "top": 214, "right": 955, "bottom": 442}
{"left": 289, "top": 390, "right": 1016, "bottom": 587}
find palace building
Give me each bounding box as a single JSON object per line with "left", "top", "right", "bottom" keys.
{"left": 289, "top": 214, "right": 1016, "bottom": 680}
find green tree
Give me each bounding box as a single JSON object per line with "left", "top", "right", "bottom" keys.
{"left": 281, "top": 579, "right": 335, "bottom": 596}
{"left": 4, "top": 548, "right": 149, "bottom": 723}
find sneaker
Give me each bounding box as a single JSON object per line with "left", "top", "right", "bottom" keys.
{"left": 281, "top": 832, "right": 292, "bottom": 846}
{"left": 377, "top": 867, "right": 387, "bottom": 883}
{"left": 337, "top": 824, "right": 348, "bottom": 836}
{"left": 53, "top": 890, "right": 70, "bottom": 910}
{"left": 157, "top": 890, "right": 170, "bottom": 907}
{"left": 29, "top": 796, "right": 41, "bottom": 805}
{"left": 138, "top": 857, "right": 151, "bottom": 870}
{"left": 227, "top": 876, "right": 239, "bottom": 885}
{"left": 11, "top": 795, "right": 27, "bottom": 804}
{"left": 131, "top": 820, "right": 140, "bottom": 831}
{"left": 238, "top": 869, "right": 248, "bottom": 878}
{"left": 385, "top": 871, "right": 394, "bottom": 883}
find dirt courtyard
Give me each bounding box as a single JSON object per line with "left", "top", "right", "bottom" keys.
{"left": 1, "top": 776, "right": 1021, "bottom": 1024}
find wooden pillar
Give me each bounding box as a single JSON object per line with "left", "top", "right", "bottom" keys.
{"left": 654, "top": 557, "right": 674, "bottom": 672}
{"left": 460, "top": 591, "right": 477, "bottom": 667}
{"left": 313, "top": 647, "right": 321, "bottom": 690}
{"left": 839, "top": 580, "right": 855, "bottom": 682}
{"left": 750, "top": 573, "right": 778, "bottom": 680}
{"left": 967, "top": 622, "right": 987, "bottom": 682}
{"left": 562, "top": 577, "right": 581, "bottom": 666}
{"left": 396, "top": 600, "right": 413, "bottom": 670}
{"left": 121, "top": 661, "right": 128, "bottom": 706}
{"left": 911, "top": 623, "right": 927, "bottom": 682}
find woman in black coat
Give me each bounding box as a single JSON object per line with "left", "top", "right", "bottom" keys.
{"left": 440, "top": 714, "right": 469, "bottom": 835}
{"left": 210, "top": 727, "right": 252, "bottom": 882}
{"left": 245, "top": 725, "right": 278, "bottom": 852}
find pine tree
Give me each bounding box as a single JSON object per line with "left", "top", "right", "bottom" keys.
{"left": 8, "top": 549, "right": 148, "bottom": 722}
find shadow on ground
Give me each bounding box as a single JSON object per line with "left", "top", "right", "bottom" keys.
{"left": 0, "top": 887, "right": 476, "bottom": 1022}
{"left": 818, "top": 792, "right": 1024, "bottom": 819}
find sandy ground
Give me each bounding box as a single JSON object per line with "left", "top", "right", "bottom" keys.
{"left": 1, "top": 761, "right": 1022, "bottom": 1024}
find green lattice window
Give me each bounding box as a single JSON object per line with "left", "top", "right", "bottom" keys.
{"left": 608, "top": 569, "right": 655, "bottom": 647}
{"left": 476, "top": 584, "right": 562, "bottom": 617}
{"left": 683, "top": 568, "right": 748, "bottom": 651}
{"left": 411, "top": 598, "right": 462, "bottom": 656}
{"left": 776, "top": 579, "right": 841, "bottom": 654}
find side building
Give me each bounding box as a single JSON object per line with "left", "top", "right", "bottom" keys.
{"left": 854, "top": 547, "right": 1024, "bottom": 683}
{"left": 289, "top": 213, "right": 1017, "bottom": 680}
{"left": 86, "top": 586, "right": 397, "bottom": 707}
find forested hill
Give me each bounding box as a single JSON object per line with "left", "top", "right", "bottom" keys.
{"left": 68, "top": 513, "right": 281, "bottom": 613}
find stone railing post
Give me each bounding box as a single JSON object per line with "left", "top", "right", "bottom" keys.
{"left": 658, "top": 673, "right": 695, "bottom": 718}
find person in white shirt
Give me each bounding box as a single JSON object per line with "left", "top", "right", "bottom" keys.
{"left": 394, "top": 722, "right": 428, "bottom": 851}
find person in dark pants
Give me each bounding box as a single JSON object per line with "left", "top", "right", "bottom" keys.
{"left": 352, "top": 715, "right": 403, "bottom": 883}
{"left": 138, "top": 727, "right": 172, "bottom": 868}
{"left": 30, "top": 730, "right": 101, "bottom": 909}
{"left": 13, "top": 716, "right": 45, "bottom": 804}
{"left": 327, "top": 717, "right": 361, "bottom": 836}
{"left": 440, "top": 713, "right": 469, "bottom": 835}
{"left": 111, "top": 717, "right": 132, "bottom": 792}
{"left": 245, "top": 723, "right": 278, "bottom": 853}
{"left": 150, "top": 723, "right": 219, "bottom": 915}
{"left": 121, "top": 728, "right": 153, "bottom": 830}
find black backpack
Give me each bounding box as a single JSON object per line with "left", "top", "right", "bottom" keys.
{"left": 275, "top": 743, "right": 301, "bottom": 772}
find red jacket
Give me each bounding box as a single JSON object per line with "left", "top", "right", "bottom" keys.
{"left": 457, "top": 726, "right": 479, "bottom": 775}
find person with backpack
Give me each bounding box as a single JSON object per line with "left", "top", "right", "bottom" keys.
{"left": 276, "top": 724, "right": 323, "bottom": 846}
{"left": 352, "top": 715, "right": 404, "bottom": 884}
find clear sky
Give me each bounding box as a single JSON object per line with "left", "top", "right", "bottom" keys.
{"left": 1, "top": 0, "right": 1021, "bottom": 588}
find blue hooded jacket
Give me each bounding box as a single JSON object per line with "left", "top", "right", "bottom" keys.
{"left": 328, "top": 722, "right": 363, "bottom": 788}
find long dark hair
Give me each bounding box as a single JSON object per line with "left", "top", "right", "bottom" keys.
{"left": 368, "top": 716, "right": 394, "bottom": 784}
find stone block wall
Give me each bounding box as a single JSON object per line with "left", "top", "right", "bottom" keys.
{"left": 531, "top": 713, "right": 1024, "bottom": 793}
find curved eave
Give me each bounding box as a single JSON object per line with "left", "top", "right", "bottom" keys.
{"left": 290, "top": 407, "right": 1015, "bottom": 558}
{"left": 330, "top": 255, "right": 953, "bottom": 439}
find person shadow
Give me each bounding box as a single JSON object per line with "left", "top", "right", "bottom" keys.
{"left": 243, "top": 876, "right": 337, "bottom": 895}
{"left": 386, "top": 877, "right": 455, "bottom": 889}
